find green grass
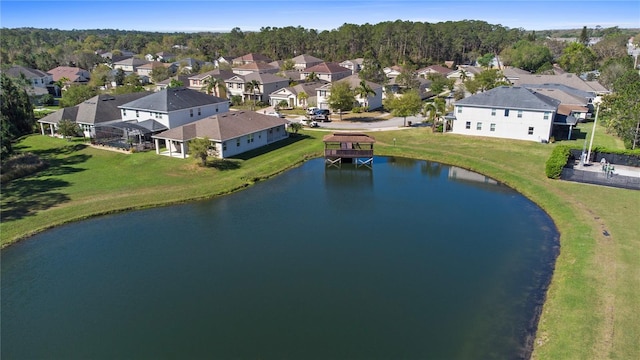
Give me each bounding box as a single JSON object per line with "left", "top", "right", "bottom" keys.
{"left": 1, "top": 128, "right": 638, "bottom": 360}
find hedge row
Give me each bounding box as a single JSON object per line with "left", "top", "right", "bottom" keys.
{"left": 545, "top": 145, "right": 571, "bottom": 179}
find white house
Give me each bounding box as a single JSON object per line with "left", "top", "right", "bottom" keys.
{"left": 2, "top": 65, "right": 53, "bottom": 88}
{"left": 118, "top": 87, "right": 229, "bottom": 129}
{"left": 112, "top": 58, "right": 150, "bottom": 73}
{"left": 269, "top": 80, "right": 328, "bottom": 108}
{"left": 340, "top": 58, "right": 364, "bottom": 74}
{"left": 151, "top": 111, "right": 289, "bottom": 159}
{"left": 452, "top": 86, "right": 560, "bottom": 142}
{"left": 225, "top": 72, "right": 289, "bottom": 103}
{"left": 315, "top": 75, "right": 383, "bottom": 110}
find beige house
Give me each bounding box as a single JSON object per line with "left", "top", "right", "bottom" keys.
{"left": 291, "top": 54, "right": 324, "bottom": 71}
{"left": 301, "top": 62, "right": 352, "bottom": 82}
{"left": 225, "top": 72, "right": 289, "bottom": 103}
{"left": 269, "top": 81, "right": 328, "bottom": 108}
{"left": 232, "top": 62, "right": 279, "bottom": 76}
{"left": 152, "top": 111, "right": 289, "bottom": 159}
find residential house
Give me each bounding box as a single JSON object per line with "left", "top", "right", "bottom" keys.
{"left": 327, "top": 75, "right": 383, "bottom": 110}
{"left": 384, "top": 76, "right": 433, "bottom": 100}
{"left": 301, "top": 62, "right": 352, "bottom": 82}
{"left": 501, "top": 66, "right": 532, "bottom": 83}
{"left": 225, "top": 72, "right": 289, "bottom": 103}
{"left": 292, "top": 54, "right": 324, "bottom": 71}
{"left": 451, "top": 86, "right": 560, "bottom": 142}
{"left": 447, "top": 65, "right": 483, "bottom": 83}
{"left": 511, "top": 73, "right": 610, "bottom": 96}
{"left": 232, "top": 53, "right": 273, "bottom": 66}
{"left": 155, "top": 75, "right": 191, "bottom": 92}
{"left": 175, "top": 58, "right": 206, "bottom": 74}
{"left": 188, "top": 69, "right": 235, "bottom": 91}
{"left": 37, "top": 92, "right": 152, "bottom": 138}
{"left": 340, "top": 58, "right": 364, "bottom": 75}
{"left": 119, "top": 87, "right": 230, "bottom": 130}
{"left": 269, "top": 80, "right": 329, "bottom": 108}
{"left": 232, "top": 62, "right": 279, "bottom": 76}
{"left": 47, "top": 66, "right": 91, "bottom": 84}
{"left": 383, "top": 65, "right": 404, "bottom": 78}
{"left": 521, "top": 83, "right": 595, "bottom": 121}
{"left": 151, "top": 111, "right": 289, "bottom": 159}
{"left": 113, "top": 58, "right": 150, "bottom": 73}
{"left": 269, "top": 60, "right": 285, "bottom": 70}
{"left": 214, "top": 56, "right": 233, "bottom": 68}
{"left": 2, "top": 65, "right": 53, "bottom": 88}
{"left": 137, "top": 62, "right": 177, "bottom": 78}
{"left": 417, "top": 65, "right": 453, "bottom": 78}
{"left": 145, "top": 52, "right": 176, "bottom": 62}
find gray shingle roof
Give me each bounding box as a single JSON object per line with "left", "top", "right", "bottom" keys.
{"left": 153, "top": 111, "right": 288, "bottom": 142}
{"left": 455, "top": 86, "right": 560, "bottom": 111}
{"left": 3, "top": 65, "right": 49, "bottom": 79}
{"left": 119, "top": 87, "right": 227, "bottom": 112}
{"left": 76, "top": 92, "right": 152, "bottom": 125}
{"left": 37, "top": 106, "right": 79, "bottom": 125}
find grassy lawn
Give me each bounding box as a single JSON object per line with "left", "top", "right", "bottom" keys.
{"left": 1, "top": 127, "right": 638, "bottom": 359}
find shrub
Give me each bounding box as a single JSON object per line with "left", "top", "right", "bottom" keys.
{"left": 545, "top": 145, "right": 571, "bottom": 179}
{"left": 0, "top": 152, "right": 48, "bottom": 182}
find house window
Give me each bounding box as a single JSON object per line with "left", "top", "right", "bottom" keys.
{"left": 136, "top": 110, "right": 139, "bottom": 118}
{"left": 465, "top": 121, "right": 471, "bottom": 129}
{"left": 528, "top": 127, "right": 534, "bottom": 135}
{"left": 491, "top": 108, "right": 496, "bottom": 116}
{"left": 190, "top": 109, "right": 193, "bottom": 117}
{"left": 247, "top": 133, "right": 254, "bottom": 143}
{"left": 223, "top": 142, "right": 227, "bottom": 151}
{"left": 236, "top": 139, "right": 240, "bottom": 147}
{"left": 517, "top": 110, "right": 523, "bottom": 118}
{"left": 504, "top": 109, "right": 509, "bottom": 117}
{"left": 198, "top": 108, "right": 201, "bottom": 116}
{"left": 476, "top": 122, "right": 482, "bottom": 130}
{"left": 123, "top": 109, "right": 127, "bottom": 116}
{"left": 490, "top": 123, "right": 496, "bottom": 131}
{"left": 457, "top": 106, "right": 462, "bottom": 114}
{"left": 543, "top": 112, "right": 550, "bottom": 120}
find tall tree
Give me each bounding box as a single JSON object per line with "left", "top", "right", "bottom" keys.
{"left": 0, "top": 73, "right": 35, "bottom": 157}
{"left": 579, "top": 26, "right": 590, "bottom": 46}
{"left": 558, "top": 43, "right": 597, "bottom": 74}
{"left": 601, "top": 70, "right": 640, "bottom": 149}
{"left": 327, "top": 82, "right": 355, "bottom": 120}
{"left": 423, "top": 97, "right": 447, "bottom": 131}
{"left": 298, "top": 91, "right": 308, "bottom": 108}
{"left": 383, "top": 89, "right": 422, "bottom": 127}
{"left": 59, "top": 84, "right": 97, "bottom": 107}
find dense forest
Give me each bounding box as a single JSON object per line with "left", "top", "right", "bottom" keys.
{"left": 2, "top": 22, "right": 638, "bottom": 73}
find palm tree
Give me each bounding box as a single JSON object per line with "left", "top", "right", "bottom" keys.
{"left": 202, "top": 76, "right": 226, "bottom": 98}
{"left": 246, "top": 80, "right": 260, "bottom": 110}
{"left": 354, "top": 79, "right": 376, "bottom": 108}
{"left": 305, "top": 71, "right": 319, "bottom": 82}
{"left": 298, "top": 91, "right": 308, "bottom": 108}
{"left": 423, "top": 98, "right": 446, "bottom": 131}
{"left": 54, "top": 77, "right": 70, "bottom": 97}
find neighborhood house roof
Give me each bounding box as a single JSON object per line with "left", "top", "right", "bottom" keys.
{"left": 119, "top": 87, "right": 227, "bottom": 112}
{"left": 76, "top": 92, "right": 153, "bottom": 125}
{"left": 304, "top": 62, "right": 351, "bottom": 74}
{"left": 47, "top": 66, "right": 89, "bottom": 82}
{"left": 37, "top": 106, "right": 79, "bottom": 125}
{"left": 153, "top": 111, "right": 288, "bottom": 142}
{"left": 2, "top": 65, "right": 50, "bottom": 79}
{"left": 292, "top": 54, "right": 324, "bottom": 63}
{"left": 233, "top": 53, "right": 273, "bottom": 64}
{"left": 455, "top": 86, "right": 560, "bottom": 111}
{"left": 189, "top": 69, "right": 235, "bottom": 81}
{"left": 233, "top": 62, "right": 278, "bottom": 72}
{"left": 512, "top": 74, "right": 605, "bottom": 94}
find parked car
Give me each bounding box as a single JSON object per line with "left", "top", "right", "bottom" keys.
{"left": 310, "top": 109, "right": 330, "bottom": 122}
{"left": 306, "top": 107, "right": 319, "bottom": 115}
{"left": 267, "top": 111, "right": 285, "bottom": 118}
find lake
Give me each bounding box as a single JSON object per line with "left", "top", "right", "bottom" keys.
{"left": 1, "top": 157, "right": 558, "bottom": 359}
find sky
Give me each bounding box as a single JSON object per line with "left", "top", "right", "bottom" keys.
{"left": 1, "top": 0, "right": 639, "bottom": 32}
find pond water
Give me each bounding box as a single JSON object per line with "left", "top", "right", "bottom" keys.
{"left": 1, "top": 157, "right": 558, "bottom": 359}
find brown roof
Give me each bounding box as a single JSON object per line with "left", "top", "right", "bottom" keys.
{"left": 233, "top": 53, "right": 273, "bottom": 63}
{"left": 558, "top": 104, "right": 588, "bottom": 116}
{"left": 323, "top": 133, "right": 375, "bottom": 143}
{"left": 233, "top": 62, "right": 278, "bottom": 71}
{"left": 47, "top": 66, "right": 88, "bottom": 82}
{"left": 153, "top": 111, "right": 288, "bottom": 142}
{"left": 304, "top": 62, "right": 351, "bottom": 74}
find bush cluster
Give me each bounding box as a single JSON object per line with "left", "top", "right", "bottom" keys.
{"left": 0, "top": 152, "right": 48, "bottom": 182}
{"left": 545, "top": 145, "right": 571, "bottom": 179}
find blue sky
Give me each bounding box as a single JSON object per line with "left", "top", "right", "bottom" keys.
{"left": 1, "top": 0, "right": 638, "bottom": 32}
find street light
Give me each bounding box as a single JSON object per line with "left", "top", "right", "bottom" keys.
{"left": 586, "top": 99, "right": 601, "bottom": 165}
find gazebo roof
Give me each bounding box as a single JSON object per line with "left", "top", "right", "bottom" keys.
{"left": 322, "top": 132, "right": 375, "bottom": 143}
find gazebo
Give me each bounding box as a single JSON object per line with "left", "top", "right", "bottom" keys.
{"left": 322, "top": 132, "right": 375, "bottom": 167}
